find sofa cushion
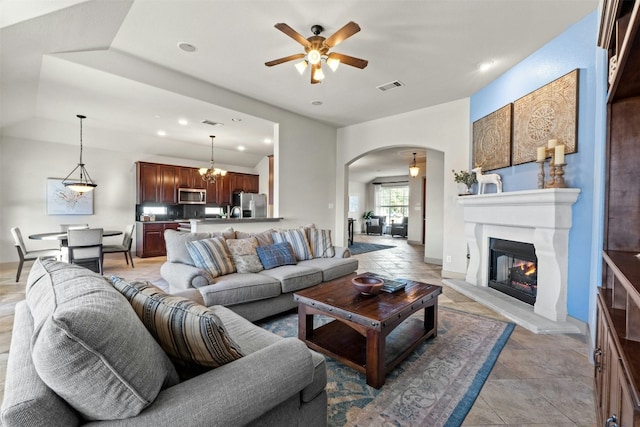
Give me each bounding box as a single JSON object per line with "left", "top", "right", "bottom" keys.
{"left": 164, "top": 230, "right": 210, "bottom": 266}
{"left": 211, "top": 226, "right": 236, "bottom": 240}
{"left": 197, "top": 273, "right": 282, "bottom": 306}
{"left": 186, "top": 236, "right": 236, "bottom": 278}
{"left": 308, "top": 228, "right": 336, "bottom": 258}
{"left": 110, "top": 278, "right": 244, "bottom": 376}
{"left": 235, "top": 229, "right": 274, "bottom": 246}
{"left": 299, "top": 257, "right": 360, "bottom": 282}
{"left": 226, "top": 237, "right": 264, "bottom": 273}
{"left": 258, "top": 265, "right": 323, "bottom": 293}
{"left": 272, "top": 229, "right": 313, "bottom": 261}
{"left": 25, "top": 259, "right": 179, "bottom": 421}
{"left": 1, "top": 301, "right": 81, "bottom": 427}
{"left": 256, "top": 242, "right": 298, "bottom": 269}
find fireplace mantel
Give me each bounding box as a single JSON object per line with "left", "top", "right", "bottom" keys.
{"left": 457, "top": 188, "right": 580, "bottom": 323}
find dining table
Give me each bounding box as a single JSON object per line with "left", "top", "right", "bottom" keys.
{"left": 29, "top": 230, "right": 123, "bottom": 263}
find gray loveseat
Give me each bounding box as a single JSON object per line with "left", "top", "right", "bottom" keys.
{"left": 2, "top": 259, "right": 327, "bottom": 426}
{"left": 160, "top": 227, "right": 358, "bottom": 321}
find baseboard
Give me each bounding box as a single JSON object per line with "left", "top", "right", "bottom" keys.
{"left": 441, "top": 270, "right": 466, "bottom": 280}
{"left": 423, "top": 257, "right": 442, "bottom": 265}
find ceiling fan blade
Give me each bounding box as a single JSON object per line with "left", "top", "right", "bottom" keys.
{"left": 265, "top": 53, "right": 306, "bottom": 67}
{"left": 274, "top": 23, "right": 311, "bottom": 48}
{"left": 327, "top": 52, "right": 368, "bottom": 69}
{"left": 311, "top": 63, "right": 321, "bottom": 84}
{"left": 323, "top": 21, "right": 361, "bottom": 48}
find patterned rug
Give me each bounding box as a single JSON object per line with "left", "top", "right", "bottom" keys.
{"left": 348, "top": 242, "right": 395, "bottom": 255}
{"left": 258, "top": 307, "right": 514, "bottom": 427}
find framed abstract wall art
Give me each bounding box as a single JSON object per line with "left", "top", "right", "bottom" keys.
{"left": 512, "top": 69, "right": 578, "bottom": 165}
{"left": 46, "top": 178, "right": 94, "bottom": 215}
{"left": 472, "top": 103, "right": 512, "bottom": 171}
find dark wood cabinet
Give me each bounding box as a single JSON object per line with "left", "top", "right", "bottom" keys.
{"left": 595, "top": 1, "right": 640, "bottom": 426}
{"left": 135, "top": 221, "right": 179, "bottom": 257}
{"left": 136, "top": 162, "right": 259, "bottom": 206}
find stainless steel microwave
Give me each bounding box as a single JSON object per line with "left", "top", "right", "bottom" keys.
{"left": 178, "top": 188, "right": 206, "bottom": 204}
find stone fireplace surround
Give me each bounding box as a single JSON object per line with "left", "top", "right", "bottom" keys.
{"left": 443, "top": 189, "right": 583, "bottom": 334}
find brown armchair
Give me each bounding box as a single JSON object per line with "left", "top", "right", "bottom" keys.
{"left": 366, "top": 215, "right": 386, "bottom": 235}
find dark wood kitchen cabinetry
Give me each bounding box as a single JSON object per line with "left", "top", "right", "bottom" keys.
{"left": 135, "top": 221, "right": 179, "bottom": 257}
{"left": 177, "top": 167, "right": 205, "bottom": 189}
{"left": 137, "top": 161, "right": 259, "bottom": 206}
{"left": 136, "top": 162, "right": 177, "bottom": 204}
{"left": 595, "top": 1, "right": 640, "bottom": 426}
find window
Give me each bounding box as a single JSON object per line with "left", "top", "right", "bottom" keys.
{"left": 375, "top": 184, "right": 409, "bottom": 226}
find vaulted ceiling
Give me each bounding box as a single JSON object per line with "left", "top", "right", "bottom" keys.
{"left": 0, "top": 0, "right": 598, "bottom": 181}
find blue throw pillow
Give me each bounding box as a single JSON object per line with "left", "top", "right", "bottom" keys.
{"left": 256, "top": 242, "right": 297, "bottom": 270}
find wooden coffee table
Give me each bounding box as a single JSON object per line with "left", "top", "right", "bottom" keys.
{"left": 294, "top": 272, "right": 442, "bottom": 388}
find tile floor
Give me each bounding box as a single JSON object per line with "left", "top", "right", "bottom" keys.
{"left": 0, "top": 234, "right": 596, "bottom": 426}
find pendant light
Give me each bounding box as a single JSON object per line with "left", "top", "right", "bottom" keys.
{"left": 409, "top": 152, "right": 420, "bottom": 178}
{"left": 62, "top": 115, "right": 97, "bottom": 193}
{"left": 199, "top": 135, "right": 227, "bottom": 184}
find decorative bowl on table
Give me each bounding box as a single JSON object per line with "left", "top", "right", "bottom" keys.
{"left": 351, "top": 276, "right": 384, "bottom": 295}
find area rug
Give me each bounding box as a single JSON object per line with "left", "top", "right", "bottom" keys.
{"left": 258, "top": 307, "right": 514, "bottom": 427}
{"left": 348, "top": 242, "right": 395, "bottom": 255}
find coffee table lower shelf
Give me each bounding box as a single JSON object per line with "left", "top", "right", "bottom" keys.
{"left": 300, "top": 307, "right": 437, "bottom": 388}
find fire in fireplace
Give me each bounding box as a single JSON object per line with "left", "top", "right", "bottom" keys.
{"left": 488, "top": 238, "right": 537, "bottom": 305}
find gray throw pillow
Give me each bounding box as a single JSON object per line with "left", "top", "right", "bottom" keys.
{"left": 25, "top": 259, "right": 179, "bottom": 421}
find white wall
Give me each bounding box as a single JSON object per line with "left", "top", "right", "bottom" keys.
{"left": 347, "top": 181, "right": 366, "bottom": 233}
{"left": 424, "top": 149, "right": 444, "bottom": 263}
{"left": 336, "top": 98, "right": 470, "bottom": 278}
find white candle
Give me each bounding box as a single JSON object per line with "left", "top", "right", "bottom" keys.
{"left": 555, "top": 144, "right": 565, "bottom": 164}
{"left": 537, "top": 146, "right": 546, "bottom": 162}
{"left": 548, "top": 139, "right": 558, "bottom": 148}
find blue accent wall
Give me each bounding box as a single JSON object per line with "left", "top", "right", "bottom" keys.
{"left": 470, "top": 11, "right": 606, "bottom": 323}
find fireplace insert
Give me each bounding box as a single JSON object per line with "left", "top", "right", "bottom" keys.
{"left": 488, "top": 238, "right": 537, "bottom": 305}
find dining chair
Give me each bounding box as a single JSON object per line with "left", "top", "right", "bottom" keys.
{"left": 67, "top": 228, "right": 104, "bottom": 274}
{"left": 10, "top": 227, "right": 60, "bottom": 282}
{"left": 103, "top": 224, "right": 135, "bottom": 268}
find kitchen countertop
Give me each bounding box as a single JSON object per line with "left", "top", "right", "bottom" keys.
{"left": 138, "top": 218, "right": 283, "bottom": 224}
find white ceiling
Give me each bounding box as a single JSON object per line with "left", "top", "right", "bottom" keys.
{"left": 0, "top": 0, "right": 598, "bottom": 182}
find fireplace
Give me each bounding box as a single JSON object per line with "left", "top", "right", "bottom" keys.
{"left": 489, "top": 238, "right": 537, "bottom": 305}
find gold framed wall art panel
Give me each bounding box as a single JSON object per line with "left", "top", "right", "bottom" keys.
{"left": 472, "top": 104, "right": 512, "bottom": 171}
{"left": 512, "top": 69, "right": 578, "bottom": 165}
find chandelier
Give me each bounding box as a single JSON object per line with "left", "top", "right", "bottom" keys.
{"left": 199, "top": 135, "right": 227, "bottom": 184}
{"left": 409, "top": 152, "right": 420, "bottom": 178}
{"left": 62, "top": 114, "right": 97, "bottom": 193}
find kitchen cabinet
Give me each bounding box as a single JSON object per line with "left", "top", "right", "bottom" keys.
{"left": 178, "top": 167, "right": 206, "bottom": 189}
{"left": 228, "top": 172, "right": 259, "bottom": 195}
{"left": 595, "top": 1, "right": 640, "bottom": 425}
{"left": 136, "top": 162, "right": 178, "bottom": 204}
{"left": 135, "top": 221, "right": 179, "bottom": 257}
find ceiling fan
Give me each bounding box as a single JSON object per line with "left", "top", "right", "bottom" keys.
{"left": 265, "top": 21, "right": 368, "bottom": 84}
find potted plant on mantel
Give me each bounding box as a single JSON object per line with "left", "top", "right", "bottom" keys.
{"left": 452, "top": 169, "right": 478, "bottom": 195}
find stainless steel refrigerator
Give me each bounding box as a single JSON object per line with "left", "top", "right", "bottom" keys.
{"left": 239, "top": 193, "right": 267, "bottom": 218}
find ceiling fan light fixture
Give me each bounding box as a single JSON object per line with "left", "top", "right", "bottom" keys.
{"left": 313, "top": 66, "right": 325, "bottom": 81}
{"left": 327, "top": 57, "right": 340, "bottom": 72}
{"left": 295, "top": 60, "right": 308, "bottom": 74}
{"left": 307, "top": 49, "right": 321, "bottom": 65}
{"left": 409, "top": 152, "right": 420, "bottom": 178}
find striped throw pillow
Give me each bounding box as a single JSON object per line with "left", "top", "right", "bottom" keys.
{"left": 110, "top": 278, "right": 244, "bottom": 375}
{"left": 256, "top": 242, "right": 297, "bottom": 269}
{"left": 186, "top": 237, "right": 236, "bottom": 278}
{"left": 308, "top": 228, "right": 335, "bottom": 258}
{"left": 272, "top": 229, "right": 313, "bottom": 261}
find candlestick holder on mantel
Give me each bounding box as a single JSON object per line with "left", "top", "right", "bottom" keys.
{"left": 536, "top": 140, "right": 568, "bottom": 189}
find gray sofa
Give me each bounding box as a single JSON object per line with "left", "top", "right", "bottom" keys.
{"left": 160, "top": 228, "right": 359, "bottom": 322}
{"left": 2, "top": 259, "right": 327, "bottom": 426}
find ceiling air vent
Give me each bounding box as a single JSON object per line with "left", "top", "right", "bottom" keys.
{"left": 376, "top": 80, "right": 405, "bottom": 92}
{"left": 201, "top": 120, "right": 223, "bottom": 126}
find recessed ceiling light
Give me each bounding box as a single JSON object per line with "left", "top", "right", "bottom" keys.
{"left": 311, "top": 100, "right": 323, "bottom": 106}
{"left": 178, "top": 118, "right": 188, "bottom": 126}
{"left": 478, "top": 60, "right": 495, "bottom": 72}
{"left": 178, "top": 42, "right": 197, "bottom": 53}
{"left": 238, "top": 146, "right": 246, "bottom": 151}
{"left": 264, "top": 138, "right": 272, "bottom": 144}
{"left": 157, "top": 130, "right": 166, "bottom": 137}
